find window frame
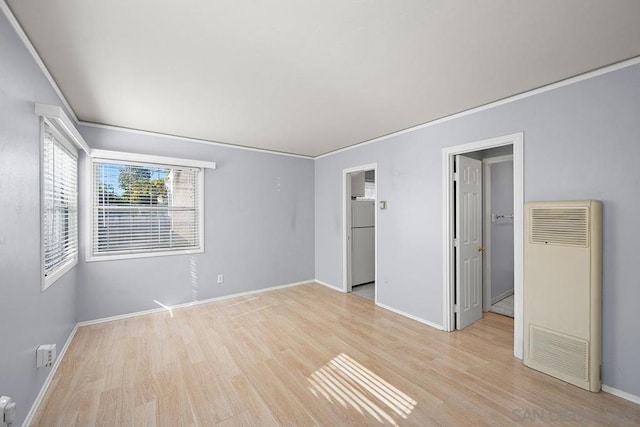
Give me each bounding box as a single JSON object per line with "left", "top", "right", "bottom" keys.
{"left": 86, "top": 150, "right": 213, "bottom": 262}
{"left": 40, "top": 117, "right": 79, "bottom": 290}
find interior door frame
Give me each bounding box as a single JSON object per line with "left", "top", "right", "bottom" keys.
{"left": 342, "top": 163, "right": 377, "bottom": 300}
{"left": 442, "top": 133, "right": 524, "bottom": 358}
{"left": 482, "top": 154, "right": 514, "bottom": 312}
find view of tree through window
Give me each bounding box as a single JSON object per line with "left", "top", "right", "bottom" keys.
{"left": 96, "top": 165, "right": 169, "bottom": 205}
{"left": 93, "top": 161, "right": 201, "bottom": 256}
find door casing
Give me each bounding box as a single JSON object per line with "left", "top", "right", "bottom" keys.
{"left": 442, "top": 133, "right": 524, "bottom": 358}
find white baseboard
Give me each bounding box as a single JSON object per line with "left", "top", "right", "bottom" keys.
{"left": 602, "top": 385, "right": 640, "bottom": 405}
{"left": 313, "top": 279, "right": 344, "bottom": 292}
{"left": 314, "top": 279, "right": 443, "bottom": 330}
{"left": 23, "top": 323, "right": 79, "bottom": 427}
{"left": 375, "top": 301, "right": 443, "bottom": 331}
{"left": 78, "top": 279, "right": 314, "bottom": 326}
{"left": 491, "top": 289, "right": 514, "bottom": 305}
{"left": 78, "top": 305, "right": 172, "bottom": 326}
{"left": 25, "top": 280, "right": 315, "bottom": 424}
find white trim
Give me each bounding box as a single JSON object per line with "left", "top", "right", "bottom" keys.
{"left": 83, "top": 155, "right": 92, "bottom": 263}
{"left": 375, "top": 302, "right": 443, "bottom": 331}
{"left": 513, "top": 138, "right": 524, "bottom": 359}
{"left": 314, "top": 279, "right": 344, "bottom": 291}
{"left": 86, "top": 248, "right": 205, "bottom": 263}
{"left": 40, "top": 116, "right": 80, "bottom": 291}
{"left": 23, "top": 323, "right": 78, "bottom": 427}
{"left": 3, "top": 0, "right": 639, "bottom": 162}
{"left": 80, "top": 121, "right": 314, "bottom": 160}
{"left": 43, "top": 257, "right": 78, "bottom": 289}
{"left": 77, "top": 280, "right": 314, "bottom": 326}
{"left": 0, "top": 0, "right": 310, "bottom": 161}
{"left": 491, "top": 289, "right": 514, "bottom": 306}
{"left": 35, "top": 104, "right": 89, "bottom": 154}
{"left": 483, "top": 159, "right": 492, "bottom": 312}
{"left": 442, "top": 133, "right": 524, "bottom": 359}
{"left": 602, "top": 385, "right": 640, "bottom": 405}
{"left": 43, "top": 117, "right": 78, "bottom": 157}
{"left": 342, "top": 164, "right": 377, "bottom": 304}
{"left": 315, "top": 56, "right": 640, "bottom": 160}
{"left": 39, "top": 117, "right": 46, "bottom": 291}
{"left": 442, "top": 151, "right": 453, "bottom": 331}
{"left": 482, "top": 154, "right": 513, "bottom": 311}
{"left": 1, "top": 2, "right": 79, "bottom": 123}
{"left": 198, "top": 164, "right": 206, "bottom": 256}
{"left": 90, "top": 149, "right": 217, "bottom": 170}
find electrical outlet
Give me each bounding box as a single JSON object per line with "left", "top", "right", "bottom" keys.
{"left": 217, "top": 274, "right": 224, "bottom": 284}
{"left": 37, "top": 344, "right": 56, "bottom": 368}
{"left": 0, "top": 396, "right": 16, "bottom": 426}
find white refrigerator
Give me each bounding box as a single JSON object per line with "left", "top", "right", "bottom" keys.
{"left": 351, "top": 200, "right": 375, "bottom": 286}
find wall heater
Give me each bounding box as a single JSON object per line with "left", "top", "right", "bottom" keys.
{"left": 523, "top": 200, "right": 602, "bottom": 392}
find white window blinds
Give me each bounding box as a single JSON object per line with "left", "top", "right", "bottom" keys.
{"left": 92, "top": 159, "right": 202, "bottom": 258}
{"left": 43, "top": 120, "right": 78, "bottom": 284}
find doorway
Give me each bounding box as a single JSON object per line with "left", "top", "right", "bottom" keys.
{"left": 343, "top": 164, "right": 377, "bottom": 302}
{"left": 442, "top": 133, "right": 524, "bottom": 358}
{"left": 483, "top": 155, "right": 515, "bottom": 317}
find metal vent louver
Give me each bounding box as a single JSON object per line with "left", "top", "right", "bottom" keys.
{"left": 530, "top": 325, "right": 589, "bottom": 382}
{"left": 530, "top": 207, "right": 589, "bottom": 247}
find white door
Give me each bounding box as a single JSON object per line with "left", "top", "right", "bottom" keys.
{"left": 455, "top": 155, "right": 483, "bottom": 329}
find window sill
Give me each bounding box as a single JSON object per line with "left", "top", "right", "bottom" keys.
{"left": 43, "top": 257, "right": 78, "bottom": 291}
{"left": 86, "top": 247, "right": 204, "bottom": 263}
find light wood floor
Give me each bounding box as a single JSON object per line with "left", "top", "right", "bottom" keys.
{"left": 33, "top": 283, "right": 640, "bottom": 426}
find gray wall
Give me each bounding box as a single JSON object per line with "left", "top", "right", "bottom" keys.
{"left": 76, "top": 126, "right": 315, "bottom": 321}
{"left": 489, "top": 160, "right": 514, "bottom": 300}
{"left": 0, "top": 13, "right": 77, "bottom": 425}
{"left": 3, "top": 1, "right": 640, "bottom": 412}
{"left": 315, "top": 63, "right": 640, "bottom": 396}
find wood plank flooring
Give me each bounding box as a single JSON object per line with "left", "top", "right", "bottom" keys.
{"left": 32, "top": 283, "right": 640, "bottom": 426}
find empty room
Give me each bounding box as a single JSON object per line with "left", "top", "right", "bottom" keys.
{"left": 2, "top": 1, "right": 640, "bottom": 425}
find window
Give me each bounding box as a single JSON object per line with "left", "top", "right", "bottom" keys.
{"left": 42, "top": 119, "right": 78, "bottom": 289}
{"left": 90, "top": 158, "right": 203, "bottom": 260}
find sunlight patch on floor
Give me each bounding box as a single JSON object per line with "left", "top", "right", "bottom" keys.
{"left": 308, "top": 353, "right": 416, "bottom": 425}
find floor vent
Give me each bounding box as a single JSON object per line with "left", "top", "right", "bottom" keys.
{"left": 530, "top": 325, "right": 589, "bottom": 382}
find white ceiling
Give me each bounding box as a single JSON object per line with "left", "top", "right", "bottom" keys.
{"left": 7, "top": 1, "right": 640, "bottom": 157}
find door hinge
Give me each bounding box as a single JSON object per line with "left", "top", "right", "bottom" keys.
{"left": 453, "top": 172, "right": 459, "bottom": 181}
{"left": 454, "top": 304, "right": 459, "bottom": 313}
{"left": 453, "top": 238, "right": 459, "bottom": 247}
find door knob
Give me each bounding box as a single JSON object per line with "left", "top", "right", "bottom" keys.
{"left": 477, "top": 246, "right": 485, "bottom": 252}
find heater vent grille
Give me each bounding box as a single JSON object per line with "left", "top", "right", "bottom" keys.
{"left": 530, "top": 207, "right": 589, "bottom": 247}
{"left": 530, "top": 325, "right": 589, "bottom": 382}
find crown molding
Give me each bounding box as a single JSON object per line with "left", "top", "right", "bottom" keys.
{"left": 79, "top": 121, "right": 314, "bottom": 160}
{"left": 0, "top": 1, "right": 79, "bottom": 123}
{"left": 315, "top": 55, "right": 640, "bottom": 159}
{"left": 4, "top": 0, "right": 639, "bottom": 160}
